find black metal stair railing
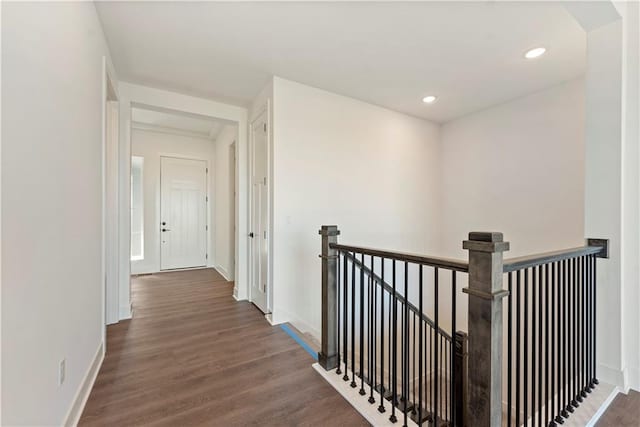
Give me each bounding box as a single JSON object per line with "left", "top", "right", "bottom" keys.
{"left": 331, "top": 244, "right": 469, "bottom": 427}
{"left": 503, "top": 243, "right": 605, "bottom": 427}
{"left": 318, "top": 226, "right": 607, "bottom": 427}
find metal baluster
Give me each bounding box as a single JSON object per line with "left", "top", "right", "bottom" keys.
{"left": 418, "top": 265, "right": 423, "bottom": 425}
{"left": 581, "top": 256, "right": 588, "bottom": 398}
{"left": 436, "top": 333, "right": 445, "bottom": 426}
{"left": 336, "top": 251, "right": 342, "bottom": 376}
{"left": 390, "top": 260, "right": 398, "bottom": 423}
{"left": 430, "top": 310, "right": 433, "bottom": 423}
{"left": 516, "top": 270, "right": 522, "bottom": 427}
{"left": 561, "top": 260, "right": 573, "bottom": 418}
{"left": 591, "top": 255, "right": 600, "bottom": 388}
{"left": 557, "top": 260, "right": 566, "bottom": 423}
{"left": 585, "top": 255, "right": 593, "bottom": 393}
{"left": 507, "top": 272, "right": 513, "bottom": 427}
{"left": 434, "top": 267, "right": 439, "bottom": 427}
{"left": 550, "top": 263, "right": 558, "bottom": 427}
{"left": 379, "top": 257, "right": 387, "bottom": 413}
{"left": 403, "top": 261, "right": 409, "bottom": 427}
{"left": 524, "top": 268, "right": 529, "bottom": 425}
{"left": 532, "top": 266, "right": 537, "bottom": 427}
{"left": 412, "top": 310, "right": 416, "bottom": 416}
{"left": 544, "top": 264, "right": 550, "bottom": 427}
{"left": 577, "top": 257, "right": 585, "bottom": 401}
{"left": 360, "top": 253, "right": 366, "bottom": 395}
{"left": 538, "top": 265, "right": 543, "bottom": 427}
{"left": 351, "top": 252, "right": 357, "bottom": 389}
{"left": 370, "top": 255, "right": 377, "bottom": 404}
{"left": 451, "top": 271, "right": 457, "bottom": 427}
{"left": 571, "top": 258, "right": 580, "bottom": 408}
{"left": 343, "top": 251, "right": 349, "bottom": 381}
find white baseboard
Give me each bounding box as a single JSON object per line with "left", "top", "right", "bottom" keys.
{"left": 313, "top": 364, "right": 417, "bottom": 426}
{"left": 63, "top": 341, "right": 104, "bottom": 427}
{"left": 584, "top": 385, "right": 620, "bottom": 427}
{"left": 214, "top": 264, "right": 231, "bottom": 281}
{"left": 119, "top": 302, "right": 132, "bottom": 320}
{"left": 598, "top": 363, "right": 625, "bottom": 387}
{"left": 624, "top": 366, "right": 640, "bottom": 392}
{"left": 279, "top": 309, "right": 320, "bottom": 341}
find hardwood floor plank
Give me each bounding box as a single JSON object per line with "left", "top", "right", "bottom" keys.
{"left": 596, "top": 389, "right": 640, "bottom": 427}
{"left": 80, "top": 268, "right": 366, "bottom": 426}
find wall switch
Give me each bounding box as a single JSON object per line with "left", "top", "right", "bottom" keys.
{"left": 59, "top": 359, "right": 66, "bottom": 386}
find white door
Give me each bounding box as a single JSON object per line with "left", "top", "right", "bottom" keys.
{"left": 160, "top": 157, "right": 208, "bottom": 270}
{"left": 250, "top": 114, "right": 269, "bottom": 312}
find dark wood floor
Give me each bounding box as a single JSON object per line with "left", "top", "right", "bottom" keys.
{"left": 596, "top": 389, "right": 640, "bottom": 427}
{"left": 80, "top": 268, "right": 366, "bottom": 426}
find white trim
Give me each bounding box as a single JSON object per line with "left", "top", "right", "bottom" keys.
{"left": 264, "top": 313, "right": 275, "bottom": 325}
{"left": 119, "top": 302, "right": 133, "bottom": 320}
{"left": 625, "top": 366, "right": 640, "bottom": 391}
{"left": 248, "top": 110, "right": 272, "bottom": 313}
{"left": 276, "top": 308, "right": 319, "bottom": 340}
{"left": 131, "top": 121, "right": 214, "bottom": 141}
{"left": 585, "top": 386, "right": 620, "bottom": 427}
{"left": 598, "top": 363, "right": 625, "bottom": 387}
{"left": 214, "top": 264, "right": 231, "bottom": 281}
{"left": 313, "top": 364, "right": 417, "bottom": 426}
{"left": 102, "top": 58, "right": 120, "bottom": 339}
{"left": 63, "top": 342, "right": 104, "bottom": 427}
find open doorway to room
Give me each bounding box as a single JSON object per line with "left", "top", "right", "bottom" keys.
{"left": 128, "top": 106, "right": 238, "bottom": 282}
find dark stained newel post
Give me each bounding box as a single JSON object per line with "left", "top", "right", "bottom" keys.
{"left": 319, "top": 225, "right": 340, "bottom": 370}
{"left": 463, "top": 232, "right": 510, "bottom": 427}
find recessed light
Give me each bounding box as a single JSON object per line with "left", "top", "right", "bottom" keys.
{"left": 524, "top": 47, "right": 546, "bottom": 59}
{"left": 422, "top": 95, "right": 438, "bottom": 104}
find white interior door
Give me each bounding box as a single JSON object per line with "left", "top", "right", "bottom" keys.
{"left": 160, "top": 157, "right": 208, "bottom": 270}
{"left": 250, "top": 114, "right": 269, "bottom": 313}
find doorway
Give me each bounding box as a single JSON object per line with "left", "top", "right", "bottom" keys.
{"left": 250, "top": 112, "right": 269, "bottom": 313}
{"left": 160, "top": 156, "right": 208, "bottom": 270}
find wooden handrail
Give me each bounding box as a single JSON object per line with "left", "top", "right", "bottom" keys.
{"left": 331, "top": 243, "right": 469, "bottom": 273}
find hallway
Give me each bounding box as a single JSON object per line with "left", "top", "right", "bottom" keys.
{"left": 79, "top": 269, "right": 366, "bottom": 426}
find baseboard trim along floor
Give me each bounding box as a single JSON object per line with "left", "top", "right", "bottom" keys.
{"left": 313, "top": 364, "right": 418, "bottom": 427}
{"left": 63, "top": 341, "right": 105, "bottom": 427}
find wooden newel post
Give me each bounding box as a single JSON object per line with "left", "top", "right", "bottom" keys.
{"left": 463, "top": 232, "right": 510, "bottom": 427}
{"left": 319, "top": 225, "right": 340, "bottom": 370}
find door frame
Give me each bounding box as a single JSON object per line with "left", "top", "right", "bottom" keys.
{"left": 230, "top": 141, "right": 236, "bottom": 279}
{"left": 102, "top": 58, "right": 120, "bottom": 343}
{"left": 158, "top": 153, "right": 211, "bottom": 272}
{"left": 119, "top": 84, "right": 249, "bottom": 310}
{"left": 249, "top": 109, "right": 272, "bottom": 313}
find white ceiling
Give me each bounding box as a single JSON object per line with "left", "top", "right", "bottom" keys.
{"left": 97, "top": 2, "right": 586, "bottom": 123}
{"left": 131, "top": 107, "right": 224, "bottom": 139}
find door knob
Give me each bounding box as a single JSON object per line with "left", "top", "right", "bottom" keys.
{"left": 162, "top": 228, "right": 171, "bottom": 232}
{"left": 249, "top": 232, "right": 254, "bottom": 238}
{"left": 162, "top": 221, "right": 166, "bottom": 226}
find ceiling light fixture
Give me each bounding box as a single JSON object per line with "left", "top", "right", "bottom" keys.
{"left": 524, "top": 47, "right": 546, "bottom": 59}
{"left": 422, "top": 95, "right": 438, "bottom": 104}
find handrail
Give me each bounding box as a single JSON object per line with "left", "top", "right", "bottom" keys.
{"left": 503, "top": 245, "right": 604, "bottom": 273}
{"left": 331, "top": 243, "right": 469, "bottom": 273}
{"left": 343, "top": 251, "right": 453, "bottom": 342}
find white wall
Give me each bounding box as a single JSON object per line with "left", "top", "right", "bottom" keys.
{"left": 439, "top": 78, "right": 586, "bottom": 259}
{"left": 130, "top": 128, "right": 215, "bottom": 274}
{"left": 213, "top": 125, "right": 238, "bottom": 280}
{"left": 1, "top": 2, "right": 114, "bottom": 424}
{"left": 271, "top": 77, "right": 441, "bottom": 337}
